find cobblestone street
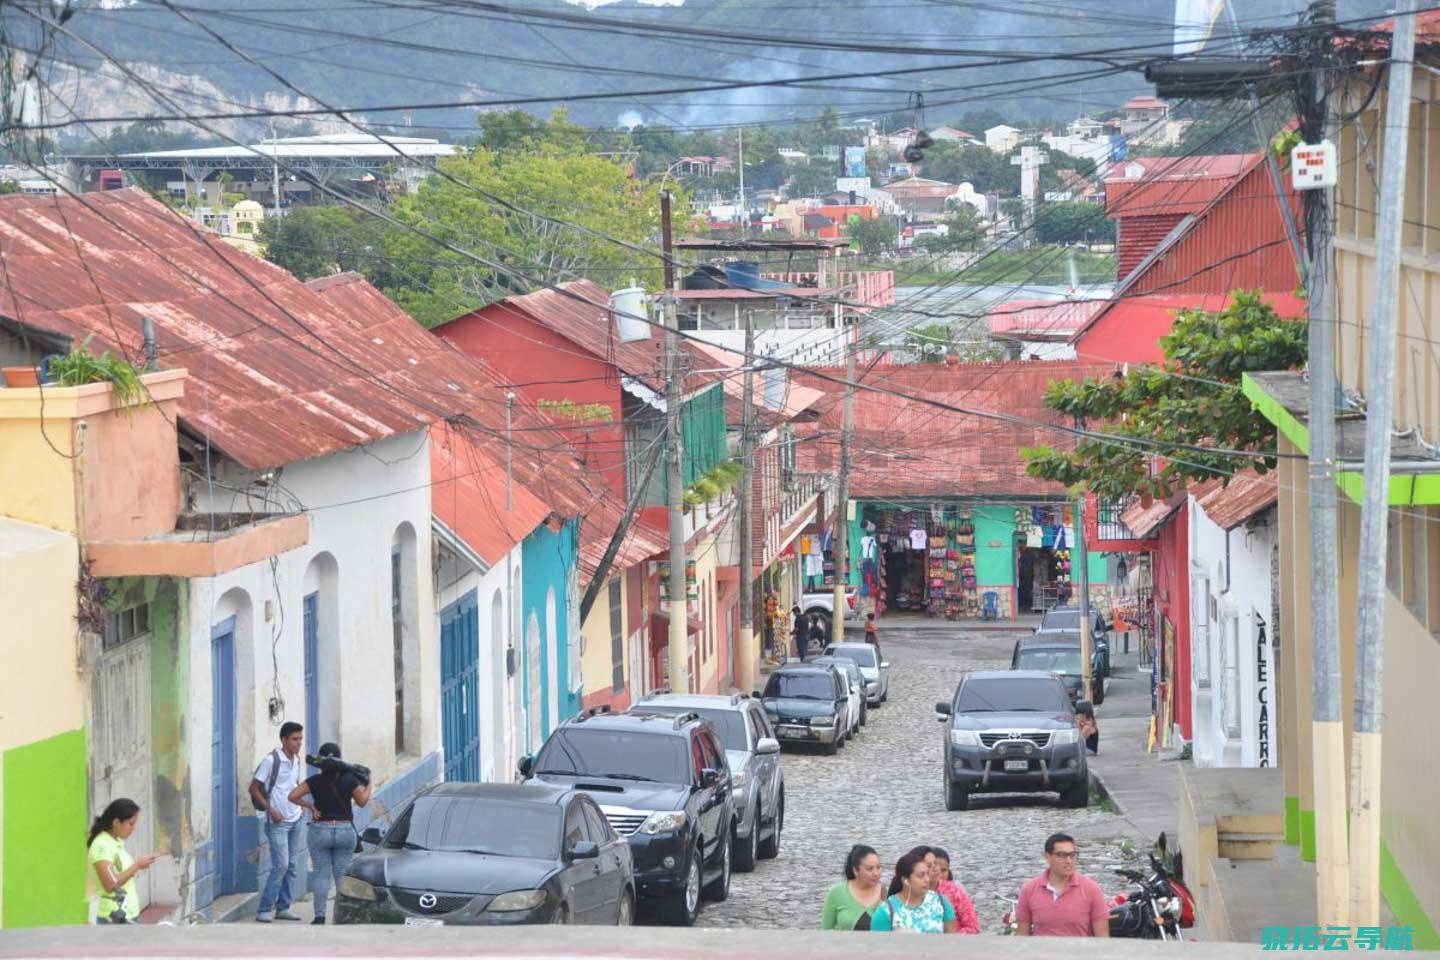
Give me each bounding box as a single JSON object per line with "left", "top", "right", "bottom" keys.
{"left": 695, "top": 619, "right": 1149, "bottom": 930}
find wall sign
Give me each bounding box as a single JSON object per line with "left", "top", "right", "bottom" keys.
{"left": 1255, "top": 611, "right": 1271, "bottom": 767}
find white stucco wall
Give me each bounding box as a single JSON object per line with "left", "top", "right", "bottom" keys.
{"left": 1188, "top": 498, "right": 1278, "bottom": 769}
{"left": 186, "top": 431, "right": 439, "bottom": 856}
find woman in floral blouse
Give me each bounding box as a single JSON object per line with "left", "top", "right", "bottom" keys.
{"left": 871, "top": 852, "right": 957, "bottom": 933}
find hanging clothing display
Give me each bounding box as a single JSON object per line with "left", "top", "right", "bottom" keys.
{"left": 805, "top": 553, "right": 824, "bottom": 577}
{"left": 860, "top": 535, "right": 878, "bottom": 560}
{"left": 909, "top": 528, "right": 928, "bottom": 550}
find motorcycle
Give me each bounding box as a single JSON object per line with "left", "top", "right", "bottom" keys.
{"left": 997, "top": 894, "right": 1018, "bottom": 935}
{"left": 1107, "top": 832, "right": 1196, "bottom": 940}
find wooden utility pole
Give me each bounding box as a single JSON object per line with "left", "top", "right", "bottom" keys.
{"left": 1349, "top": 0, "right": 1417, "bottom": 924}
{"left": 832, "top": 309, "right": 854, "bottom": 647}
{"left": 1074, "top": 490, "right": 1093, "bottom": 704}
{"left": 661, "top": 191, "right": 691, "bottom": 693}
{"left": 737, "top": 309, "right": 759, "bottom": 693}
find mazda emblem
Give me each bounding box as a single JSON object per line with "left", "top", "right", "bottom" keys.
{"left": 418, "top": 893, "right": 437, "bottom": 910}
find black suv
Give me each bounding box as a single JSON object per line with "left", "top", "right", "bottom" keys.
{"left": 1012, "top": 633, "right": 1106, "bottom": 705}
{"left": 519, "top": 707, "right": 735, "bottom": 926}
{"left": 935, "top": 670, "right": 1088, "bottom": 811}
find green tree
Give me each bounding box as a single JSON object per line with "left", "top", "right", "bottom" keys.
{"left": 0, "top": 181, "right": 20, "bottom": 195}
{"left": 785, "top": 162, "right": 837, "bottom": 199}
{"left": 477, "top": 108, "right": 584, "bottom": 153}
{"left": 1021, "top": 291, "right": 1307, "bottom": 500}
{"left": 1034, "top": 201, "right": 1114, "bottom": 244}
{"left": 920, "top": 143, "right": 1011, "bottom": 193}
{"left": 845, "top": 216, "right": 898, "bottom": 254}
{"left": 259, "top": 205, "right": 388, "bottom": 281}
{"left": 382, "top": 139, "right": 671, "bottom": 326}
{"left": 904, "top": 323, "right": 953, "bottom": 361}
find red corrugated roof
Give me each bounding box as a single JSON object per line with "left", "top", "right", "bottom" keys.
{"left": 429, "top": 421, "right": 553, "bottom": 566}
{"left": 1071, "top": 292, "right": 1308, "bottom": 357}
{"left": 1106, "top": 153, "right": 1255, "bottom": 220}
{"left": 1120, "top": 490, "right": 1187, "bottom": 539}
{"left": 0, "top": 190, "right": 487, "bottom": 470}
{"left": 793, "top": 361, "right": 1111, "bottom": 499}
{"left": 1191, "top": 470, "right": 1277, "bottom": 531}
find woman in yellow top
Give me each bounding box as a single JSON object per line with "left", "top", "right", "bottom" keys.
{"left": 88, "top": 798, "right": 157, "bottom": 923}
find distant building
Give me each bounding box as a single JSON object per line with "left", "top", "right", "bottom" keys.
{"left": 677, "top": 155, "right": 733, "bottom": 177}
{"left": 984, "top": 124, "right": 1022, "bottom": 154}
{"left": 929, "top": 126, "right": 978, "bottom": 145}
{"left": 778, "top": 148, "right": 809, "bottom": 165}
{"left": 876, "top": 175, "right": 969, "bottom": 217}
{"left": 1120, "top": 96, "right": 1188, "bottom": 147}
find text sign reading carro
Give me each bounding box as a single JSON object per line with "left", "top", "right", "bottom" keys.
{"left": 1291, "top": 140, "right": 1336, "bottom": 190}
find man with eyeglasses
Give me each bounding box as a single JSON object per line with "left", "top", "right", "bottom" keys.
{"left": 1015, "top": 833, "right": 1110, "bottom": 937}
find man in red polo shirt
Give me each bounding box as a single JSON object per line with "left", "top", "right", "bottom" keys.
{"left": 1015, "top": 833, "right": 1110, "bottom": 937}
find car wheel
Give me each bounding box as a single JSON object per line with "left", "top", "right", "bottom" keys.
{"left": 1062, "top": 778, "right": 1090, "bottom": 808}
{"left": 733, "top": 813, "right": 758, "bottom": 873}
{"left": 945, "top": 773, "right": 970, "bottom": 811}
{"left": 860, "top": 702, "right": 868, "bottom": 726}
{"left": 836, "top": 727, "right": 847, "bottom": 749}
{"left": 704, "top": 825, "right": 732, "bottom": 901}
{"left": 552, "top": 903, "right": 570, "bottom": 925}
{"left": 664, "top": 846, "right": 702, "bottom": 926}
{"left": 758, "top": 793, "right": 782, "bottom": 860}
{"left": 616, "top": 888, "right": 634, "bottom": 926}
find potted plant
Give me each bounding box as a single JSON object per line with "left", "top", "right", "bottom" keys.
{"left": 2, "top": 364, "right": 39, "bottom": 387}
{"left": 46, "top": 336, "right": 145, "bottom": 408}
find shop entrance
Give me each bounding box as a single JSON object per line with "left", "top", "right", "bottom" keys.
{"left": 1016, "top": 546, "right": 1056, "bottom": 613}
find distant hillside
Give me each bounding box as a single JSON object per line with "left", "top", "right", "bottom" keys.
{"left": 24, "top": 0, "right": 1392, "bottom": 144}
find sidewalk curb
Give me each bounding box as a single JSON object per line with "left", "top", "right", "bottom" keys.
{"left": 1089, "top": 767, "right": 1124, "bottom": 816}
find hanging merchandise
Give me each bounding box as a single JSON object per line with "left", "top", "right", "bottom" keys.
{"left": 1054, "top": 525, "right": 1069, "bottom": 552}
{"left": 910, "top": 528, "right": 928, "bottom": 550}
{"left": 820, "top": 529, "right": 833, "bottom": 553}
{"left": 1026, "top": 526, "right": 1043, "bottom": 548}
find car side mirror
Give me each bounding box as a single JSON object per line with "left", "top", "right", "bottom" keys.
{"left": 751, "top": 690, "right": 761, "bottom": 699}
{"left": 568, "top": 840, "right": 600, "bottom": 861}
{"left": 934, "top": 700, "right": 952, "bottom": 720}
{"left": 517, "top": 755, "right": 535, "bottom": 778}
{"left": 360, "top": 826, "right": 383, "bottom": 845}
{"left": 756, "top": 737, "right": 781, "bottom": 755}
{"left": 700, "top": 768, "right": 720, "bottom": 787}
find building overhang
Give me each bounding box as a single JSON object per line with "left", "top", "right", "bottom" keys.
{"left": 85, "top": 513, "right": 309, "bottom": 578}
{"left": 1243, "top": 371, "right": 1440, "bottom": 505}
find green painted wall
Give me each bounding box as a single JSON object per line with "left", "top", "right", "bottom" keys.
{"left": 2, "top": 729, "right": 89, "bottom": 928}
{"left": 1087, "top": 551, "right": 1107, "bottom": 583}
{"left": 973, "top": 506, "right": 1017, "bottom": 584}
{"left": 1381, "top": 840, "right": 1440, "bottom": 950}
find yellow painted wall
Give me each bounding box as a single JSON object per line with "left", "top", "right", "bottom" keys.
{"left": 579, "top": 573, "right": 623, "bottom": 705}
{"left": 692, "top": 532, "right": 719, "bottom": 694}
{"left": 0, "top": 408, "right": 78, "bottom": 533}
{"left": 0, "top": 518, "right": 86, "bottom": 925}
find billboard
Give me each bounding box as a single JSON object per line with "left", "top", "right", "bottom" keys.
{"left": 842, "top": 145, "right": 867, "bottom": 179}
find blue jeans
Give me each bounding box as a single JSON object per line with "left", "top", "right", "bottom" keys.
{"left": 258, "top": 817, "right": 304, "bottom": 913}
{"left": 308, "top": 822, "right": 355, "bottom": 920}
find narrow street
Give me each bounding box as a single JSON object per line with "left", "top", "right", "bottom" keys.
{"left": 696, "top": 619, "right": 1150, "bottom": 930}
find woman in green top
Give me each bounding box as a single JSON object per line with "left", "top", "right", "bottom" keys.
{"left": 822, "top": 844, "right": 885, "bottom": 930}
{"left": 88, "top": 798, "right": 157, "bottom": 924}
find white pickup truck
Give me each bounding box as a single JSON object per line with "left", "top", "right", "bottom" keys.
{"left": 801, "top": 587, "right": 859, "bottom": 635}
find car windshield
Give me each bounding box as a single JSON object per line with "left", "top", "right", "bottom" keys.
{"left": 637, "top": 707, "right": 747, "bottom": 751}
{"left": 383, "top": 797, "right": 559, "bottom": 858}
{"left": 533, "top": 728, "right": 690, "bottom": 783}
{"left": 956, "top": 678, "right": 1069, "bottom": 714}
{"left": 1041, "top": 608, "right": 1080, "bottom": 630}
{"left": 1017, "top": 648, "right": 1083, "bottom": 676}
{"left": 764, "top": 673, "right": 835, "bottom": 700}
{"left": 829, "top": 646, "right": 876, "bottom": 668}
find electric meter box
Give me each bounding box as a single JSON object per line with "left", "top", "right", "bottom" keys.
{"left": 1291, "top": 140, "right": 1337, "bottom": 190}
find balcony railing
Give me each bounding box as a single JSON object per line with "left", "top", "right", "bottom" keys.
{"left": 1096, "top": 494, "right": 1143, "bottom": 541}
{"left": 781, "top": 472, "right": 825, "bottom": 523}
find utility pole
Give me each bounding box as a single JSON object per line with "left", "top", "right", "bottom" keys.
{"left": 269, "top": 120, "right": 281, "bottom": 218}
{"left": 1350, "top": 0, "right": 1417, "bottom": 924}
{"left": 737, "top": 128, "right": 746, "bottom": 234}
{"left": 1074, "top": 489, "right": 1093, "bottom": 704}
{"left": 1300, "top": 0, "right": 1349, "bottom": 928}
{"left": 832, "top": 312, "right": 855, "bottom": 647}
{"left": 737, "top": 309, "right": 758, "bottom": 693}
{"left": 661, "top": 191, "right": 691, "bottom": 693}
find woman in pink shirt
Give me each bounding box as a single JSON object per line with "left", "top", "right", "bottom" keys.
{"left": 930, "top": 847, "right": 981, "bottom": 934}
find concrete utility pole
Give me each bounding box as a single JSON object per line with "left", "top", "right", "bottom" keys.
{"left": 1349, "top": 0, "right": 1417, "bottom": 924}
{"left": 832, "top": 314, "right": 855, "bottom": 647}
{"left": 737, "top": 309, "right": 758, "bottom": 693}
{"left": 661, "top": 191, "right": 691, "bottom": 693}
{"left": 268, "top": 120, "right": 282, "bottom": 218}
{"left": 1300, "top": 0, "right": 1350, "bottom": 928}
{"left": 1074, "top": 491, "right": 1093, "bottom": 704}
{"left": 737, "top": 128, "right": 746, "bottom": 234}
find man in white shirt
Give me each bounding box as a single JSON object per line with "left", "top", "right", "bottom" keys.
{"left": 249, "top": 721, "right": 308, "bottom": 922}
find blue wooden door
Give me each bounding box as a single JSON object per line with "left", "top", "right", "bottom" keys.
{"left": 441, "top": 592, "right": 481, "bottom": 781}
{"left": 211, "top": 619, "right": 238, "bottom": 894}
{"left": 303, "top": 592, "right": 319, "bottom": 748}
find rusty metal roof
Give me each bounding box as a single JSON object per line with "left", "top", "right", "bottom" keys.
{"left": 0, "top": 190, "right": 488, "bottom": 470}
{"left": 1120, "top": 490, "right": 1187, "bottom": 539}
{"left": 1191, "top": 470, "right": 1278, "bottom": 531}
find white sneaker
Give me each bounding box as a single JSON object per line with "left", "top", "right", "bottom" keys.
{"left": 254, "top": 911, "right": 274, "bottom": 923}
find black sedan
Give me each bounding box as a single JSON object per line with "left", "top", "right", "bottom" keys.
{"left": 335, "top": 782, "right": 634, "bottom": 926}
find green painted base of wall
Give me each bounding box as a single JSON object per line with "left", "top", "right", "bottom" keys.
{"left": 2, "top": 728, "right": 88, "bottom": 928}
{"left": 1285, "top": 795, "right": 1300, "bottom": 846}
{"left": 1381, "top": 841, "right": 1440, "bottom": 950}
{"left": 1301, "top": 808, "right": 1317, "bottom": 863}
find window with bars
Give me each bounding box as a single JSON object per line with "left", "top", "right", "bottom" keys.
{"left": 609, "top": 579, "right": 624, "bottom": 694}
{"left": 1190, "top": 574, "right": 1211, "bottom": 688}
{"left": 104, "top": 602, "right": 151, "bottom": 651}
{"left": 392, "top": 546, "right": 406, "bottom": 756}
{"left": 1220, "top": 611, "right": 1241, "bottom": 739}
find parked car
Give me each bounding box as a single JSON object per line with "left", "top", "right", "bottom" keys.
{"left": 1011, "top": 633, "right": 1105, "bottom": 705}
{"left": 518, "top": 707, "right": 735, "bottom": 926}
{"left": 823, "top": 641, "right": 890, "bottom": 704}
{"left": 1036, "top": 604, "right": 1111, "bottom": 676}
{"left": 628, "top": 692, "right": 784, "bottom": 871}
{"left": 812, "top": 656, "right": 867, "bottom": 732}
{"left": 801, "top": 586, "right": 859, "bottom": 636}
{"left": 759, "top": 662, "right": 851, "bottom": 755}
{"left": 935, "top": 670, "right": 1088, "bottom": 811}
{"left": 335, "top": 782, "right": 634, "bottom": 926}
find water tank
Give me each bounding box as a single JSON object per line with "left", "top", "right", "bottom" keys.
{"left": 683, "top": 265, "right": 727, "bottom": 290}
{"left": 610, "top": 285, "right": 651, "bottom": 343}
{"left": 762, "top": 355, "right": 786, "bottom": 410}
{"left": 725, "top": 261, "right": 761, "bottom": 289}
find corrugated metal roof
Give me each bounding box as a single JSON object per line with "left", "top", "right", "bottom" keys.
{"left": 1106, "top": 153, "right": 1254, "bottom": 220}
{"left": 0, "top": 190, "right": 486, "bottom": 470}
{"left": 688, "top": 339, "right": 826, "bottom": 421}
{"left": 1120, "top": 490, "right": 1187, "bottom": 539}
{"left": 429, "top": 420, "right": 553, "bottom": 567}
{"left": 793, "top": 361, "right": 1111, "bottom": 499}
{"left": 1192, "top": 470, "right": 1278, "bottom": 531}
{"left": 1071, "top": 292, "right": 1309, "bottom": 356}
{"left": 989, "top": 298, "right": 1107, "bottom": 339}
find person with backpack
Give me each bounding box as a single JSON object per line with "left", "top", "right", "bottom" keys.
{"left": 87, "top": 798, "right": 157, "bottom": 924}
{"left": 288, "top": 742, "right": 371, "bottom": 924}
{"left": 249, "top": 721, "right": 308, "bottom": 923}
{"left": 871, "top": 851, "right": 957, "bottom": 933}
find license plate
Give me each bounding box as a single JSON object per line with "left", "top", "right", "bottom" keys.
{"left": 1004, "top": 759, "right": 1029, "bottom": 772}
{"left": 404, "top": 917, "right": 444, "bottom": 927}
{"left": 778, "top": 725, "right": 808, "bottom": 737}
